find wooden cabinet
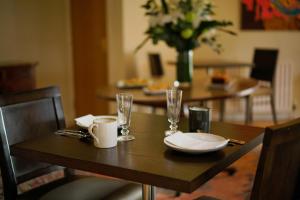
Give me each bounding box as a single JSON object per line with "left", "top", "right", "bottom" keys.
{"left": 0, "top": 62, "right": 36, "bottom": 93}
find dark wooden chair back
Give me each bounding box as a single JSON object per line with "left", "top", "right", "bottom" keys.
{"left": 0, "top": 86, "right": 66, "bottom": 199}
{"left": 148, "top": 53, "right": 164, "bottom": 77}
{"left": 250, "top": 118, "right": 300, "bottom": 200}
{"left": 250, "top": 48, "right": 279, "bottom": 84}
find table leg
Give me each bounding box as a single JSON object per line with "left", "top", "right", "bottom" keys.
{"left": 142, "top": 184, "right": 156, "bottom": 200}
{"left": 199, "top": 100, "right": 207, "bottom": 107}
{"left": 150, "top": 107, "right": 157, "bottom": 114}
{"left": 245, "top": 95, "right": 253, "bottom": 124}
{"left": 219, "top": 100, "right": 225, "bottom": 122}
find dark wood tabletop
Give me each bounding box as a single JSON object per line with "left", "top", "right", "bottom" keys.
{"left": 97, "top": 78, "right": 258, "bottom": 107}
{"left": 11, "top": 113, "right": 264, "bottom": 193}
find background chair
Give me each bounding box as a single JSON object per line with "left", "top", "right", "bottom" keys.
{"left": 198, "top": 117, "right": 300, "bottom": 200}
{"left": 218, "top": 49, "right": 279, "bottom": 181}
{"left": 219, "top": 48, "right": 279, "bottom": 124}
{"left": 0, "top": 86, "right": 142, "bottom": 200}
{"left": 148, "top": 53, "right": 164, "bottom": 77}
{"left": 245, "top": 48, "right": 279, "bottom": 124}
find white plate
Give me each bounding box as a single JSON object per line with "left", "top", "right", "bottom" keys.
{"left": 143, "top": 87, "right": 166, "bottom": 95}
{"left": 76, "top": 115, "right": 117, "bottom": 129}
{"left": 116, "top": 80, "right": 149, "bottom": 89}
{"left": 164, "top": 133, "right": 229, "bottom": 154}
{"left": 208, "top": 80, "right": 235, "bottom": 91}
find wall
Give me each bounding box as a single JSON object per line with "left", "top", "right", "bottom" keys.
{"left": 1, "top": 0, "right": 298, "bottom": 122}
{"left": 106, "top": 0, "right": 125, "bottom": 84}
{"left": 0, "top": 0, "right": 75, "bottom": 123}
{"left": 117, "top": 0, "right": 300, "bottom": 118}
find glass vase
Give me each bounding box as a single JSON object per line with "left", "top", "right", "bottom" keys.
{"left": 176, "top": 50, "right": 193, "bottom": 85}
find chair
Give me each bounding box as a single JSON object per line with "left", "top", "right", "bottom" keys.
{"left": 0, "top": 86, "right": 142, "bottom": 200}
{"left": 148, "top": 53, "right": 164, "bottom": 77}
{"left": 245, "top": 48, "right": 279, "bottom": 124}
{"left": 197, "top": 117, "right": 300, "bottom": 200}
{"left": 219, "top": 49, "right": 279, "bottom": 124}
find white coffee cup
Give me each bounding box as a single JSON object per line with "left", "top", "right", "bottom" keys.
{"left": 88, "top": 116, "right": 118, "bottom": 148}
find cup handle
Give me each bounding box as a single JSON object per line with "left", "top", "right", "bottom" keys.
{"left": 88, "top": 124, "right": 99, "bottom": 144}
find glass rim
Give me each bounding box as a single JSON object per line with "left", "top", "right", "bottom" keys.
{"left": 166, "top": 88, "right": 183, "bottom": 92}
{"left": 116, "top": 93, "right": 133, "bottom": 97}
{"left": 166, "top": 89, "right": 183, "bottom": 95}
{"left": 189, "top": 106, "right": 210, "bottom": 112}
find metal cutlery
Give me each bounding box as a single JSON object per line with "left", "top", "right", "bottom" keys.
{"left": 228, "top": 138, "right": 246, "bottom": 145}
{"left": 56, "top": 129, "right": 86, "bottom": 134}
{"left": 54, "top": 129, "right": 91, "bottom": 139}
{"left": 195, "top": 130, "right": 245, "bottom": 145}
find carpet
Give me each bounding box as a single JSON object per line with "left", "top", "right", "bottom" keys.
{"left": 156, "top": 145, "right": 261, "bottom": 200}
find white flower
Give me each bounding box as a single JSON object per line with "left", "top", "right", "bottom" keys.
{"left": 192, "top": 17, "right": 202, "bottom": 28}
{"left": 149, "top": 13, "right": 173, "bottom": 27}
{"left": 170, "top": 11, "right": 185, "bottom": 23}
{"left": 169, "top": 0, "right": 180, "bottom": 6}
{"left": 149, "top": 10, "right": 185, "bottom": 27}
{"left": 202, "top": 28, "right": 216, "bottom": 38}
{"left": 157, "top": 14, "right": 172, "bottom": 26}
{"left": 149, "top": 16, "right": 159, "bottom": 27}
{"left": 203, "top": 15, "right": 212, "bottom": 20}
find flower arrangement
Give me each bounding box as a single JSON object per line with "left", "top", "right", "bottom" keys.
{"left": 137, "top": 0, "right": 235, "bottom": 53}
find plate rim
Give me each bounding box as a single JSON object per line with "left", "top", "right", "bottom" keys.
{"left": 164, "top": 132, "right": 228, "bottom": 154}
{"left": 143, "top": 87, "right": 166, "bottom": 95}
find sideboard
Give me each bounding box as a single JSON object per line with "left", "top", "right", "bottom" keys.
{"left": 0, "top": 62, "right": 37, "bottom": 94}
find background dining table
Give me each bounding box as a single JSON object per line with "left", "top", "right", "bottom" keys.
{"left": 167, "top": 60, "right": 254, "bottom": 70}
{"left": 11, "top": 113, "right": 264, "bottom": 200}
{"left": 97, "top": 78, "right": 258, "bottom": 108}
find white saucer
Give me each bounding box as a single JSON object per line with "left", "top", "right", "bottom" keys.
{"left": 164, "top": 132, "right": 229, "bottom": 154}
{"left": 76, "top": 115, "right": 117, "bottom": 129}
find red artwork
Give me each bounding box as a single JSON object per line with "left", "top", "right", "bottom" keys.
{"left": 241, "top": 0, "right": 300, "bottom": 30}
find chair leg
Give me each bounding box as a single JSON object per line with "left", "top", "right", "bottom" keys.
{"left": 175, "top": 191, "right": 181, "bottom": 197}
{"left": 64, "top": 168, "right": 75, "bottom": 177}
{"left": 270, "top": 94, "right": 277, "bottom": 124}
{"left": 150, "top": 107, "right": 157, "bottom": 114}
{"left": 219, "top": 100, "right": 225, "bottom": 122}
{"left": 245, "top": 95, "right": 253, "bottom": 125}
{"left": 223, "top": 167, "right": 237, "bottom": 176}
{"left": 199, "top": 100, "right": 207, "bottom": 107}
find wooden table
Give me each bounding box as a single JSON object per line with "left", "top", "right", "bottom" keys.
{"left": 97, "top": 78, "right": 258, "bottom": 108}
{"left": 11, "top": 113, "right": 264, "bottom": 200}
{"left": 167, "top": 61, "right": 254, "bottom": 69}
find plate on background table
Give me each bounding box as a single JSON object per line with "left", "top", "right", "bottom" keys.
{"left": 164, "top": 132, "right": 229, "bottom": 154}
{"left": 116, "top": 78, "right": 150, "bottom": 89}
{"left": 143, "top": 87, "right": 166, "bottom": 95}
{"left": 143, "top": 82, "right": 169, "bottom": 95}
{"left": 75, "top": 115, "right": 117, "bottom": 129}
{"left": 208, "top": 80, "right": 235, "bottom": 90}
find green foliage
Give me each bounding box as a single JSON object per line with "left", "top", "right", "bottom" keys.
{"left": 137, "top": 0, "right": 235, "bottom": 53}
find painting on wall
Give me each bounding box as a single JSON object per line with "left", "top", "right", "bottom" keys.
{"left": 241, "top": 0, "right": 300, "bottom": 30}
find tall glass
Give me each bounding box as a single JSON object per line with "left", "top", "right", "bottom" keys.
{"left": 166, "top": 88, "right": 182, "bottom": 136}
{"left": 116, "top": 93, "right": 135, "bottom": 141}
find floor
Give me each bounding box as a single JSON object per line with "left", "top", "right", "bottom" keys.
{"left": 156, "top": 145, "right": 261, "bottom": 200}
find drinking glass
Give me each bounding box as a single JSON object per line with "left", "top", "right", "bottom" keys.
{"left": 116, "top": 93, "right": 135, "bottom": 141}
{"left": 166, "top": 88, "right": 182, "bottom": 136}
